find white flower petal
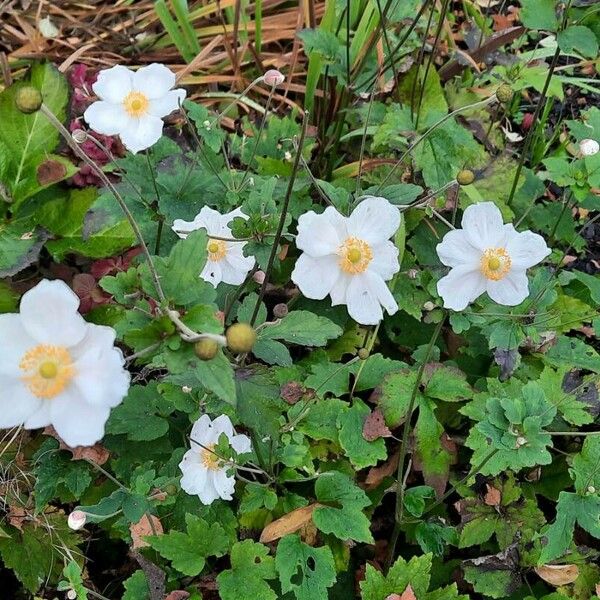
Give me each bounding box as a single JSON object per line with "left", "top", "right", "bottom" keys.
{"left": 219, "top": 260, "right": 249, "bottom": 286}
{"left": 133, "top": 63, "right": 177, "bottom": 99}
{"left": 212, "top": 468, "right": 236, "bottom": 500}
{"left": 119, "top": 114, "right": 164, "bottom": 154}
{"left": 179, "top": 452, "right": 208, "bottom": 494}
{"left": 200, "top": 260, "right": 223, "bottom": 287}
{"left": 505, "top": 228, "right": 551, "bottom": 270}
{"left": 190, "top": 414, "right": 213, "bottom": 445}
{"left": 72, "top": 325, "right": 129, "bottom": 408}
{"left": 23, "top": 401, "right": 52, "bottom": 429}
{"left": 461, "top": 202, "right": 506, "bottom": 250}
{"left": 347, "top": 196, "right": 400, "bottom": 244}
{"left": 196, "top": 475, "right": 221, "bottom": 505}
{"left": 198, "top": 206, "right": 226, "bottom": 235}
{"left": 366, "top": 271, "right": 398, "bottom": 317}
{"left": 148, "top": 89, "right": 186, "bottom": 117}
{"left": 436, "top": 228, "right": 481, "bottom": 268}
{"left": 0, "top": 378, "right": 42, "bottom": 428}
{"left": 83, "top": 101, "right": 130, "bottom": 136}
{"left": 20, "top": 280, "right": 87, "bottom": 347}
{"left": 486, "top": 270, "right": 530, "bottom": 306}
{"left": 345, "top": 274, "right": 384, "bottom": 325}
{"left": 292, "top": 254, "right": 340, "bottom": 300}
{"left": 330, "top": 272, "right": 351, "bottom": 306}
{"left": 231, "top": 433, "right": 252, "bottom": 454}
{"left": 437, "top": 265, "right": 487, "bottom": 311}
{"left": 211, "top": 414, "right": 236, "bottom": 439}
{"left": 92, "top": 65, "right": 133, "bottom": 103}
{"left": 224, "top": 243, "right": 255, "bottom": 272}
{"left": 0, "top": 314, "right": 36, "bottom": 377}
{"left": 368, "top": 241, "right": 400, "bottom": 280}
{"left": 49, "top": 390, "right": 110, "bottom": 447}
{"left": 172, "top": 216, "right": 202, "bottom": 238}
{"left": 296, "top": 210, "right": 342, "bottom": 257}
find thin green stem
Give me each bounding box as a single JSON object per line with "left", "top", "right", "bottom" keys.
{"left": 250, "top": 112, "right": 309, "bottom": 325}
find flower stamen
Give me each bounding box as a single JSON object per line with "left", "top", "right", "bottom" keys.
{"left": 200, "top": 444, "right": 221, "bottom": 471}
{"left": 207, "top": 239, "right": 227, "bottom": 262}
{"left": 480, "top": 248, "right": 512, "bottom": 281}
{"left": 19, "top": 345, "right": 75, "bottom": 399}
{"left": 339, "top": 237, "right": 373, "bottom": 274}
{"left": 123, "top": 91, "right": 149, "bottom": 117}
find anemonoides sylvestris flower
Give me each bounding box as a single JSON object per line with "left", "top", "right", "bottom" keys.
{"left": 172, "top": 206, "right": 255, "bottom": 287}
{"left": 291, "top": 196, "right": 401, "bottom": 325}
{"left": 0, "top": 280, "right": 130, "bottom": 447}
{"left": 83, "top": 63, "right": 185, "bottom": 154}
{"left": 179, "top": 414, "right": 251, "bottom": 505}
{"left": 436, "top": 202, "right": 551, "bottom": 311}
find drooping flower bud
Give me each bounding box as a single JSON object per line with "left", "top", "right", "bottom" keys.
{"left": 579, "top": 138, "right": 599, "bottom": 157}
{"left": 456, "top": 169, "right": 475, "bottom": 186}
{"left": 68, "top": 510, "right": 87, "bottom": 531}
{"left": 194, "top": 338, "right": 219, "bottom": 361}
{"left": 263, "top": 69, "right": 285, "bottom": 87}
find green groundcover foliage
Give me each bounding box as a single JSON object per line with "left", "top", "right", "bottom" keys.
{"left": 1, "top": 1, "right": 600, "bottom": 599}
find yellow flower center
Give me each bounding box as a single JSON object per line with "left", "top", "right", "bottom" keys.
{"left": 19, "top": 345, "right": 75, "bottom": 399}
{"left": 201, "top": 444, "right": 221, "bottom": 471}
{"left": 480, "top": 247, "right": 512, "bottom": 281}
{"left": 207, "top": 239, "right": 227, "bottom": 262}
{"left": 339, "top": 237, "right": 373, "bottom": 274}
{"left": 123, "top": 91, "right": 149, "bottom": 117}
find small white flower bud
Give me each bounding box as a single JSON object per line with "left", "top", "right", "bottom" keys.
{"left": 253, "top": 270, "right": 266, "bottom": 284}
{"left": 203, "top": 120, "right": 211, "bottom": 130}
{"left": 284, "top": 151, "right": 292, "bottom": 161}
{"left": 588, "top": 485, "right": 596, "bottom": 494}
{"left": 423, "top": 301, "right": 435, "bottom": 311}
{"left": 263, "top": 69, "right": 285, "bottom": 87}
{"left": 72, "top": 129, "right": 88, "bottom": 144}
{"left": 579, "top": 138, "right": 599, "bottom": 157}
{"left": 68, "top": 510, "right": 87, "bottom": 531}
{"left": 182, "top": 386, "right": 192, "bottom": 393}
{"left": 67, "top": 590, "right": 77, "bottom": 600}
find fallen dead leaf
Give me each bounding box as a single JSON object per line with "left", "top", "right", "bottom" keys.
{"left": 534, "top": 564, "right": 580, "bottom": 587}
{"left": 7, "top": 506, "right": 28, "bottom": 531}
{"left": 260, "top": 503, "right": 320, "bottom": 543}
{"left": 130, "top": 514, "right": 163, "bottom": 549}
{"left": 37, "top": 159, "right": 67, "bottom": 186}
{"left": 363, "top": 408, "right": 392, "bottom": 441}
{"left": 483, "top": 484, "right": 502, "bottom": 507}
{"left": 43, "top": 426, "right": 110, "bottom": 465}
{"left": 366, "top": 451, "right": 399, "bottom": 488}
{"left": 165, "top": 592, "right": 190, "bottom": 600}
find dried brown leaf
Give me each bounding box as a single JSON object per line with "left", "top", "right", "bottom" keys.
{"left": 130, "top": 514, "right": 163, "bottom": 549}
{"left": 363, "top": 408, "right": 392, "bottom": 441}
{"left": 259, "top": 503, "right": 320, "bottom": 543}
{"left": 534, "top": 564, "right": 580, "bottom": 587}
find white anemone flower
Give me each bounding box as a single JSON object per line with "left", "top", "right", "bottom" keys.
{"left": 179, "top": 414, "right": 251, "bottom": 505}
{"left": 83, "top": 63, "right": 185, "bottom": 154}
{"left": 436, "top": 202, "right": 551, "bottom": 311}
{"left": 291, "top": 196, "right": 401, "bottom": 325}
{"left": 0, "top": 280, "right": 130, "bottom": 447}
{"left": 172, "top": 206, "right": 255, "bottom": 287}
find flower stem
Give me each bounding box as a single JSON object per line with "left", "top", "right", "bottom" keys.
{"left": 250, "top": 111, "right": 309, "bottom": 326}
{"left": 40, "top": 104, "right": 166, "bottom": 304}
{"left": 386, "top": 315, "right": 445, "bottom": 568}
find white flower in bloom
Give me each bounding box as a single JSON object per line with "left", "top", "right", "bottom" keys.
{"left": 172, "top": 206, "right": 255, "bottom": 287}
{"left": 291, "top": 196, "right": 401, "bottom": 325}
{"left": 83, "top": 63, "right": 185, "bottom": 154}
{"left": 179, "top": 414, "right": 251, "bottom": 505}
{"left": 436, "top": 202, "right": 551, "bottom": 311}
{"left": 579, "top": 138, "right": 599, "bottom": 157}
{"left": 0, "top": 280, "right": 130, "bottom": 447}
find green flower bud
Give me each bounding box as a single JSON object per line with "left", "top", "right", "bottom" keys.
{"left": 15, "top": 86, "right": 43, "bottom": 114}
{"left": 457, "top": 169, "right": 475, "bottom": 186}
{"left": 194, "top": 338, "right": 219, "bottom": 361}
{"left": 226, "top": 322, "right": 257, "bottom": 353}
{"left": 496, "top": 84, "right": 514, "bottom": 104}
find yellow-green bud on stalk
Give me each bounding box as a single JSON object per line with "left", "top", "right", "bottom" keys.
{"left": 457, "top": 169, "right": 475, "bottom": 186}
{"left": 496, "top": 84, "right": 514, "bottom": 104}
{"left": 226, "top": 322, "right": 257, "bottom": 353}
{"left": 194, "top": 338, "right": 219, "bottom": 361}
{"left": 358, "top": 348, "right": 370, "bottom": 360}
{"left": 15, "top": 86, "right": 43, "bottom": 114}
